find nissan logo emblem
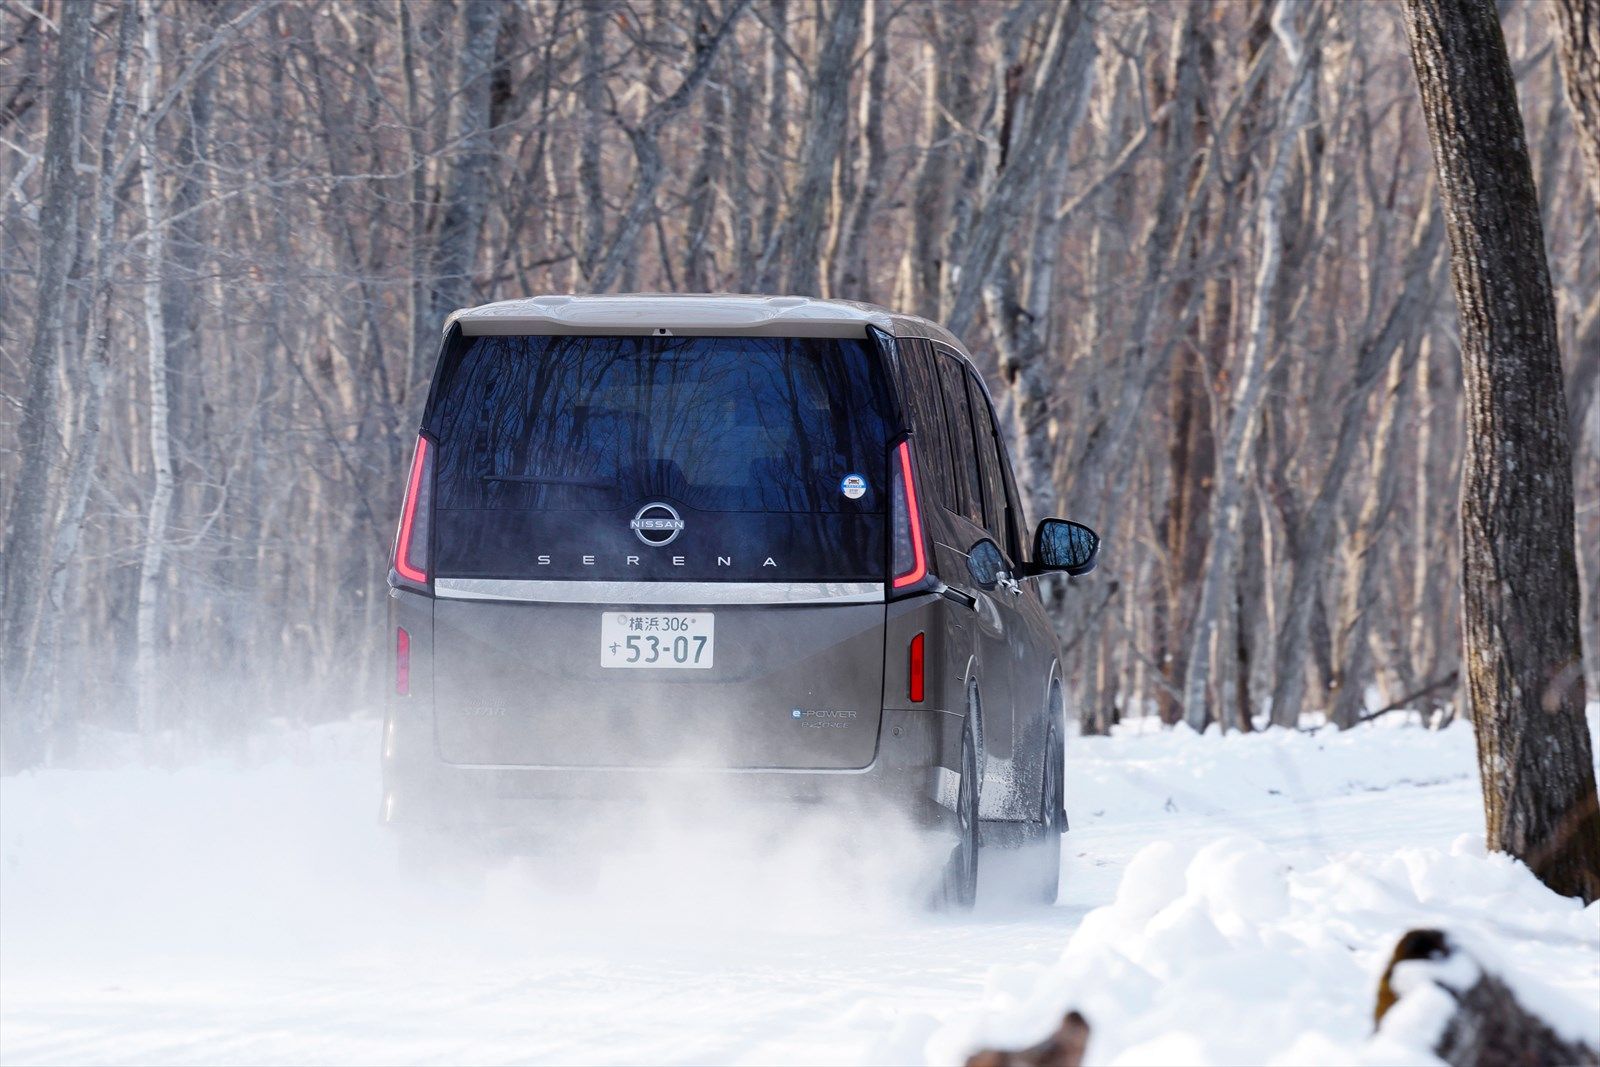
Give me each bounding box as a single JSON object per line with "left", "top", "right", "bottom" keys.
{"left": 630, "top": 502, "right": 684, "bottom": 547}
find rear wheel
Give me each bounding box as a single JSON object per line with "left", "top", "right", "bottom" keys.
{"left": 1032, "top": 720, "right": 1065, "bottom": 903}
{"left": 938, "top": 716, "right": 981, "bottom": 910}
{"left": 1017, "top": 680, "right": 1065, "bottom": 904}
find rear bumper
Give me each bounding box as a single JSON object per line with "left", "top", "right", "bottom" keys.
{"left": 383, "top": 586, "right": 965, "bottom": 832}
{"left": 381, "top": 705, "right": 961, "bottom": 831}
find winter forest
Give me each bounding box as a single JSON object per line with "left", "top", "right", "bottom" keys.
{"left": 3, "top": 0, "right": 1597, "bottom": 748}
{"left": 2, "top": 0, "right": 1599, "bottom": 1063}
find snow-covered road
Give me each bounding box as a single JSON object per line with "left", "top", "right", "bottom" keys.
{"left": 3, "top": 715, "right": 1595, "bottom": 1065}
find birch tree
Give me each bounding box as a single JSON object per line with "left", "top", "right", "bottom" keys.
{"left": 1182, "top": 2, "right": 1319, "bottom": 731}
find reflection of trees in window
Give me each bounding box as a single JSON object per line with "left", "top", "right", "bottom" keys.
{"left": 435, "top": 335, "right": 890, "bottom": 516}
{"left": 436, "top": 336, "right": 626, "bottom": 510}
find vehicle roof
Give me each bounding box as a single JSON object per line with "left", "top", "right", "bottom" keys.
{"left": 444, "top": 293, "right": 972, "bottom": 356}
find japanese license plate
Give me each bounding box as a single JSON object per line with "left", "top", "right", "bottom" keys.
{"left": 600, "top": 612, "right": 715, "bottom": 669}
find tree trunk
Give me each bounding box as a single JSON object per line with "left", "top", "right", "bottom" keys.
{"left": 1403, "top": 0, "right": 1600, "bottom": 902}
{"left": 136, "top": 0, "right": 176, "bottom": 739}
{"left": 578, "top": 0, "right": 610, "bottom": 285}
{"left": 834, "top": 0, "right": 889, "bottom": 299}
{"left": 1, "top": 0, "right": 92, "bottom": 724}
{"left": 1270, "top": 207, "right": 1443, "bottom": 726}
{"left": 33, "top": 0, "right": 138, "bottom": 746}
{"left": 1182, "top": 1, "right": 1317, "bottom": 731}
{"left": 1374, "top": 929, "right": 1599, "bottom": 1067}
{"left": 398, "top": 0, "right": 433, "bottom": 397}
{"left": 943, "top": 1, "right": 1095, "bottom": 339}
{"left": 428, "top": 0, "right": 502, "bottom": 319}
{"left": 1548, "top": 0, "right": 1600, "bottom": 210}
{"left": 782, "top": 0, "right": 862, "bottom": 296}
{"left": 682, "top": 58, "right": 725, "bottom": 291}
{"left": 590, "top": 1, "right": 747, "bottom": 293}
{"left": 1333, "top": 346, "right": 1412, "bottom": 729}
{"left": 900, "top": 2, "right": 976, "bottom": 318}
{"left": 750, "top": 0, "right": 788, "bottom": 292}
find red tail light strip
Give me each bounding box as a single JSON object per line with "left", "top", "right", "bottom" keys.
{"left": 909, "top": 631, "right": 925, "bottom": 703}
{"left": 394, "top": 436, "right": 429, "bottom": 583}
{"left": 892, "top": 440, "right": 928, "bottom": 588}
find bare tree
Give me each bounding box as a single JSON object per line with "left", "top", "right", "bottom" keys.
{"left": 1404, "top": 0, "right": 1600, "bottom": 902}
{"left": 0, "top": 0, "right": 1592, "bottom": 766}
{"left": 1182, "top": 1, "right": 1319, "bottom": 731}
{"left": 2, "top": 0, "right": 93, "bottom": 731}
{"left": 782, "top": 0, "right": 862, "bottom": 296}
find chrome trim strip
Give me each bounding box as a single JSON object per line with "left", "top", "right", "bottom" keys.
{"left": 434, "top": 578, "right": 885, "bottom": 605}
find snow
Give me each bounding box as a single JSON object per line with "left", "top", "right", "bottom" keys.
{"left": 3, "top": 711, "right": 1596, "bottom": 1066}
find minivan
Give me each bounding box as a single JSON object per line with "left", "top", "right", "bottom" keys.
{"left": 382, "top": 295, "right": 1099, "bottom": 907}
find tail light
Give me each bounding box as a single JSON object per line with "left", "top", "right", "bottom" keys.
{"left": 890, "top": 440, "right": 928, "bottom": 589}
{"left": 392, "top": 435, "right": 433, "bottom": 587}
{"left": 909, "top": 631, "right": 925, "bottom": 703}
{"left": 395, "top": 627, "right": 411, "bottom": 695}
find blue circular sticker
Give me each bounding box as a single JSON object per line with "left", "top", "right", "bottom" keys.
{"left": 840, "top": 473, "right": 868, "bottom": 500}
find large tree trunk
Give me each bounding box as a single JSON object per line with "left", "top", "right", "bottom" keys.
{"left": 1403, "top": 0, "right": 1600, "bottom": 902}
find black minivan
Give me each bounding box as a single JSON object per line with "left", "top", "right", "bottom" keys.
{"left": 383, "top": 295, "right": 1099, "bottom": 906}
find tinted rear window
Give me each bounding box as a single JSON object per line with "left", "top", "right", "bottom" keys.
{"left": 426, "top": 334, "right": 895, "bottom": 581}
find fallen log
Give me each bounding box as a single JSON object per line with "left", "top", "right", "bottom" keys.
{"left": 966, "top": 1011, "right": 1091, "bottom": 1067}
{"left": 1375, "top": 928, "right": 1598, "bottom": 1067}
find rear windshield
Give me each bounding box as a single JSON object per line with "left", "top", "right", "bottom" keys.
{"left": 426, "top": 334, "right": 895, "bottom": 582}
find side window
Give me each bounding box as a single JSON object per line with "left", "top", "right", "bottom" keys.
{"left": 966, "top": 370, "right": 1012, "bottom": 552}
{"left": 896, "top": 338, "right": 956, "bottom": 508}
{"left": 935, "top": 352, "right": 985, "bottom": 527}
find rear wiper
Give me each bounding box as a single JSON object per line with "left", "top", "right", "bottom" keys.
{"left": 480, "top": 474, "right": 616, "bottom": 490}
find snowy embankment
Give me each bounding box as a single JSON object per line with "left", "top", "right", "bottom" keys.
{"left": 907, "top": 713, "right": 1600, "bottom": 1065}
{"left": 2, "top": 712, "right": 1596, "bottom": 1066}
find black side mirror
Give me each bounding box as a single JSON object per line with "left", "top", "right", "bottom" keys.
{"left": 966, "top": 539, "right": 1006, "bottom": 589}
{"left": 1033, "top": 519, "right": 1100, "bottom": 576}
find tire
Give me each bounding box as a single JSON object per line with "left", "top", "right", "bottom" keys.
{"left": 938, "top": 717, "right": 981, "bottom": 910}
{"left": 1031, "top": 719, "right": 1065, "bottom": 904}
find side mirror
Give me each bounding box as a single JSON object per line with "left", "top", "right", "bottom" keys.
{"left": 966, "top": 539, "right": 1006, "bottom": 590}
{"left": 1033, "top": 519, "right": 1100, "bottom": 577}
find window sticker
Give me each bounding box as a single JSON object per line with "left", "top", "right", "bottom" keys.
{"left": 840, "top": 473, "right": 868, "bottom": 500}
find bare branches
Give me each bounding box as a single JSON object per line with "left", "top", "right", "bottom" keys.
{"left": 0, "top": 0, "right": 1593, "bottom": 756}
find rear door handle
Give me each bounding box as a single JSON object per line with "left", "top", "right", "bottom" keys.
{"left": 934, "top": 581, "right": 978, "bottom": 611}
